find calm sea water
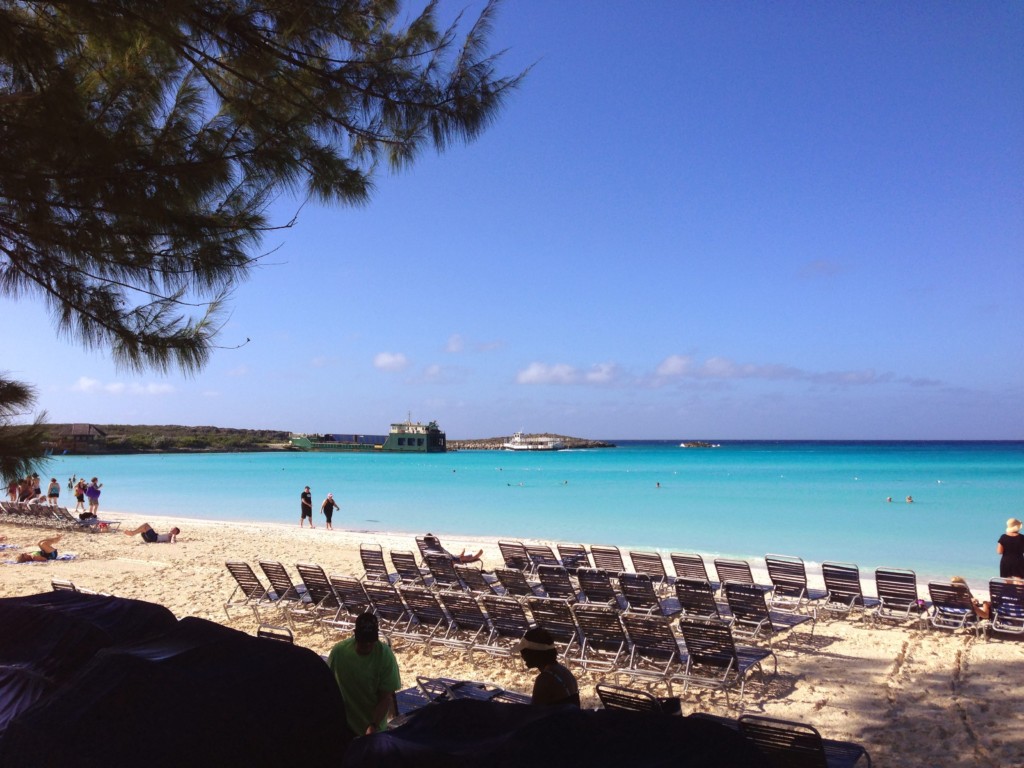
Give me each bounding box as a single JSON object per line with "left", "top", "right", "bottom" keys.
{"left": 49, "top": 441, "right": 1023, "bottom": 583}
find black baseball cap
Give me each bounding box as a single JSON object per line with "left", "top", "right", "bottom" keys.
{"left": 354, "top": 613, "right": 379, "bottom": 644}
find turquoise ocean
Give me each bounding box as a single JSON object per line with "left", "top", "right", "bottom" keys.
{"left": 49, "top": 441, "right": 1023, "bottom": 584}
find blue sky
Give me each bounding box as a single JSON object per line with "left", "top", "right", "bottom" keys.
{"left": 3, "top": 2, "right": 1022, "bottom": 439}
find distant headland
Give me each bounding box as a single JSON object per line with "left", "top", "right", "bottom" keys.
{"left": 42, "top": 424, "right": 614, "bottom": 454}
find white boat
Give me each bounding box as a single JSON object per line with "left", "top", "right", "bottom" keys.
{"left": 502, "top": 432, "right": 565, "bottom": 451}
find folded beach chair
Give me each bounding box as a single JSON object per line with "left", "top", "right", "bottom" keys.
{"left": 927, "top": 582, "right": 984, "bottom": 636}
{"left": 557, "top": 543, "right": 592, "bottom": 572}
{"left": 737, "top": 714, "right": 873, "bottom": 767}
{"left": 293, "top": 562, "right": 345, "bottom": 629}
{"left": 359, "top": 543, "right": 399, "bottom": 583}
{"left": 479, "top": 594, "right": 535, "bottom": 657}
{"left": 714, "top": 558, "right": 773, "bottom": 595}
{"left": 872, "top": 568, "right": 928, "bottom": 626}
{"left": 629, "top": 550, "right": 674, "bottom": 591}
{"left": 590, "top": 544, "right": 627, "bottom": 575}
{"left": 50, "top": 578, "right": 79, "bottom": 592}
{"left": 537, "top": 564, "right": 583, "bottom": 602}
{"left": 988, "top": 578, "right": 1024, "bottom": 635}
{"left": 619, "top": 572, "right": 682, "bottom": 618}
{"left": 576, "top": 567, "right": 627, "bottom": 610}
{"left": 596, "top": 683, "right": 680, "bottom": 715}
{"left": 493, "top": 567, "right": 545, "bottom": 599}
{"left": 821, "top": 562, "right": 879, "bottom": 618}
{"left": 524, "top": 596, "right": 581, "bottom": 659}
{"left": 723, "top": 582, "right": 813, "bottom": 648}
{"left": 416, "top": 677, "right": 531, "bottom": 706}
{"left": 675, "top": 577, "right": 732, "bottom": 621}
{"left": 391, "top": 549, "right": 431, "bottom": 586}
{"left": 619, "top": 611, "right": 689, "bottom": 691}
{"left": 671, "top": 557, "right": 720, "bottom": 593}
{"left": 677, "top": 618, "right": 776, "bottom": 709}
{"left": 436, "top": 591, "right": 492, "bottom": 655}
{"left": 497, "top": 540, "right": 532, "bottom": 571}
{"left": 764, "top": 554, "right": 827, "bottom": 614}
{"left": 570, "top": 604, "right": 629, "bottom": 673}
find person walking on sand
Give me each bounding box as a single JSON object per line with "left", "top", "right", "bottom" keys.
{"left": 321, "top": 493, "right": 339, "bottom": 530}
{"left": 299, "top": 485, "right": 314, "bottom": 528}
{"left": 997, "top": 518, "right": 1024, "bottom": 579}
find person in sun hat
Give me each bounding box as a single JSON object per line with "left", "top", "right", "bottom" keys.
{"left": 321, "top": 492, "right": 339, "bottom": 530}
{"left": 515, "top": 627, "right": 579, "bottom": 707}
{"left": 997, "top": 518, "right": 1024, "bottom": 579}
{"left": 327, "top": 613, "right": 401, "bottom": 738}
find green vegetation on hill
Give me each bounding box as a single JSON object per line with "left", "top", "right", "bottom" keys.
{"left": 50, "top": 424, "right": 292, "bottom": 453}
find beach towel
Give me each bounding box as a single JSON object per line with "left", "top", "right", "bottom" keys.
{"left": 4, "top": 553, "right": 77, "bottom": 565}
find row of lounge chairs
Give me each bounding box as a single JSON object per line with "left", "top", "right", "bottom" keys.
{"left": 225, "top": 559, "right": 779, "bottom": 706}
{"left": 0, "top": 501, "right": 120, "bottom": 532}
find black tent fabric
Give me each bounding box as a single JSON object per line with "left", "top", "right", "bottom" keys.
{"left": 343, "top": 698, "right": 769, "bottom": 768}
{"left": 0, "top": 593, "right": 348, "bottom": 767}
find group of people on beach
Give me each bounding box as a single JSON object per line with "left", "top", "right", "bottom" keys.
{"left": 6, "top": 474, "right": 103, "bottom": 520}
{"left": 300, "top": 485, "right": 340, "bottom": 530}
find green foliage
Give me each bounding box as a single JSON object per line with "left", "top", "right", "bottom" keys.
{"left": 0, "top": 375, "right": 49, "bottom": 480}
{"left": 0, "top": 1, "right": 522, "bottom": 469}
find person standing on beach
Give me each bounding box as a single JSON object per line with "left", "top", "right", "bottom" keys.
{"left": 327, "top": 613, "right": 401, "bottom": 738}
{"left": 300, "top": 486, "right": 314, "bottom": 528}
{"left": 73, "top": 479, "right": 87, "bottom": 514}
{"left": 320, "top": 493, "right": 339, "bottom": 530}
{"left": 84, "top": 478, "right": 102, "bottom": 518}
{"left": 997, "top": 518, "right": 1024, "bottom": 579}
{"left": 46, "top": 477, "right": 61, "bottom": 508}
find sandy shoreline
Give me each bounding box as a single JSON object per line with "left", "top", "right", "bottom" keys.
{"left": 1, "top": 512, "right": 1020, "bottom": 766}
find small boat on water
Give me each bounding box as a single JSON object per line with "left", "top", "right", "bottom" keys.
{"left": 679, "top": 441, "right": 720, "bottom": 448}
{"left": 502, "top": 432, "right": 565, "bottom": 451}
{"left": 290, "top": 419, "right": 447, "bottom": 453}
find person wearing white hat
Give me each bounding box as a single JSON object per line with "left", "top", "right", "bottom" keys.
{"left": 997, "top": 518, "right": 1024, "bottom": 579}
{"left": 321, "top": 492, "right": 340, "bottom": 530}
{"left": 515, "top": 627, "right": 580, "bottom": 707}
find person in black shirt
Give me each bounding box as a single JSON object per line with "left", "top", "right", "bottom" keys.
{"left": 300, "top": 486, "right": 314, "bottom": 528}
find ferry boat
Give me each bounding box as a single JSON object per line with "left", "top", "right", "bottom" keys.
{"left": 502, "top": 432, "right": 565, "bottom": 451}
{"left": 290, "top": 419, "right": 447, "bottom": 453}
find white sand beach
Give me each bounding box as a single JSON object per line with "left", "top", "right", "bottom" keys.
{"left": 1, "top": 513, "right": 1020, "bottom": 767}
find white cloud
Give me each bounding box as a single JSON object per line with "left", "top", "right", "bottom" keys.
{"left": 424, "top": 364, "right": 443, "bottom": 380}
{"left": 227, "top": 365, "right": 250, "bottom": 377}
{"left": 374, "top": 351, "right": 409, "bottom": 372}
{"left": 656, "top": 355, "right": 692, "bottom": 377}
{"left": 516, "top": 362, "right": 577, "bottom": 385}
{"left": 584, "top": 362, "right": 620, "bottom": 384}
{"left": 445, "top": 334, "right": 464, "bottom": 353}
{"left": 71, "top": 377, "right": 101, "bottom": 393}
{"left": 69, "top": 377, "right": 174, "bottom": 396}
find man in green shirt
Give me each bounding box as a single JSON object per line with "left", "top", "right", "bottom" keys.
{"left": 327, "top": 613, "right": 401, "bottom": 737}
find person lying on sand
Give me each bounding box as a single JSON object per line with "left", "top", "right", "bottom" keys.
{"left": 17, "top": 534, "right": 62, "bottom": 562}
{"left": 124, "top": 523, "right": 180, "bottom": 543}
